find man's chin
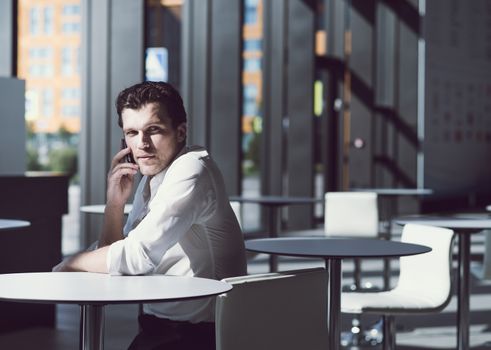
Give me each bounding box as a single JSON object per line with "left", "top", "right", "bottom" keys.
{"left": 139, "top": 169, "right": 156, "bottom": 176}
{"left": 139, "top": 165, "right": 162, "bottom": 177}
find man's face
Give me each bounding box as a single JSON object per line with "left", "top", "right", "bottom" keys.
{"left": 122, "top": 103, "right": 186, "bottom": 176}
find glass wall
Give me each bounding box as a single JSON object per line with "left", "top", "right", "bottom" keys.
{"left": 144, "top": 0, "right": 264, "bottom": 231}
{"left": 145, "top": 0, "right": 182, "bottom": 88}
{"left": 17, "top": 0, "right": 81, "bottom": 254}
{"left": 17, "top": 0, "right": 81, "bottom": 178}
{"left": 241, "top": 0, "right": 263, "bottom": 230}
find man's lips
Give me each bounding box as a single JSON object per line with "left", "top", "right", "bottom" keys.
{"left": 137, "top": 155, "right": 154, "bottom": 160}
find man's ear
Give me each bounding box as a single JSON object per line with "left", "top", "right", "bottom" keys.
{"left": 177, "top": 123, "right": 187, "bottom": 143}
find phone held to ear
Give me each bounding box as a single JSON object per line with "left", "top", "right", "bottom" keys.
{"left": 120, "top": 138, "right": 136, "bottom": 164}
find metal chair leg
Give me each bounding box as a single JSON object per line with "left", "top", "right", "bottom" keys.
{"left": 353, "top": 258, "right": 362, "bottom": 289}
{"left": 382, "top": 315, "right": 396, "bottom": 350}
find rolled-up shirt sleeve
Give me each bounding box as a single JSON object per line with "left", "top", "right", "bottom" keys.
{"left": 107, "top": 155, "right": 216, "bottom": 275}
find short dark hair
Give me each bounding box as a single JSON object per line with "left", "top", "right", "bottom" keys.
{"left": 115, "top": 81, "right": 187, "bottom": 128}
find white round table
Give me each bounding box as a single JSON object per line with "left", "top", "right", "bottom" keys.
{"left": 80, "top": 204, "right": 133, "bottom": 215}
{"left": 0, "top": 272, "right": 232, "bottom": 350}
{"left": 0, "top": 219, "right": 30, "bottom": 231}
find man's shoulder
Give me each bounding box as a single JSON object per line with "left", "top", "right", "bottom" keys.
{"left": 176, "top": 146, "right": 212, "bottom": 164}
{"left": 183, "top": 145, "right": 209, "bottom": 159}
{"left": 169, "top": 146, "right": 213, "bottom": 173}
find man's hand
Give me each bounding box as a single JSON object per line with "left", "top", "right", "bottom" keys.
{"left": 106, "top": 147, "right": 139, "bottom": 206}
{"left": 52, "top": 256, "right": 79, "bottom": 272}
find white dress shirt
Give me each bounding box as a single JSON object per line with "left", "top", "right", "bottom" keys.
{"left": 107, "top": 145, "right": 247, "bottom": 322}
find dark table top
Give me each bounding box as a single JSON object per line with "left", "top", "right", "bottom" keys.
{"left": 396, "top": 216, "right": 491, "bottom": 231}
{"left": 351, "top": 188, "right": 433, "bottom": 196}
{"left": 245, "top": 237, "right": 431, "bottom": 259}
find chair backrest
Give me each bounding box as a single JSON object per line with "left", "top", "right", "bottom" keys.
{"left": 215, "top": 268, "right": 328, "bottom": 350}
{"left": 324, "top": 191, "right": 379, "bottom": 237}
{"left": 230, "top": 201, "right": 242, "bottom": 228}
{"left": 395, "top": 223, "right": 455, "bottom": 310}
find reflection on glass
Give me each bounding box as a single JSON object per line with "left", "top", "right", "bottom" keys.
{"left": 44, "top": 6, "right": 54, "bottom": 34}
{"left": 145, "top": 47, "right": 169, "bottom": 82}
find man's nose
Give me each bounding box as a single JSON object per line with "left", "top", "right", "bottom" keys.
{"left": 137, "top": 133, "right": 150, "bottom": 149}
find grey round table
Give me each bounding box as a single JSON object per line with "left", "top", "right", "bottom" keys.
{"left": 0, "top": 219, "right": 30, "bottom": 231}
{"left": 245, "top": 237, "right": 431, "bottom": 350}
{"left": 352, "top": 188, "right": 433, "bottom": 196}
{"left": 351, "top": 188, "right": 433, "bottom": 230}
{"left": 230, "top": 195, "right": 323, "bottom": 271}
{"left": 0, "top": 272, "right": 232, "bottom": 350}
{"left": 396, "top": 216, "right": 491, "bottom": 350}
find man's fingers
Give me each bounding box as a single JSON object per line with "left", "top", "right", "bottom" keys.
{"left": 110, "top": 147, "right": 133, "bottom": 168}
{"left": 108, "top": 163, "right": 138, "bottom": 182}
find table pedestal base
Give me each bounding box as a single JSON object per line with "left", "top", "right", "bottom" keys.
{"left": 458, "top": 234, "right": 470, "bottom": 350}
{"left": 80, "top": 305, "right": 105, "bottom": 350}
{"left": 326, "top": 259, "right": 341, "bottom": 350}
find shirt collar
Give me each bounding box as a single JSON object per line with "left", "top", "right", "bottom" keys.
{"left": 146, "top": 145, "right": 188, "bottom": 202}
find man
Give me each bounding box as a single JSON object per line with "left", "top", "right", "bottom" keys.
{"left": 53, "top": 81, "right": 247, "bottom": 349}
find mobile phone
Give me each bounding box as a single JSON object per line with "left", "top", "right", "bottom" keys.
{"left": 120, "top": 138, "right": 136, "bottom": 164}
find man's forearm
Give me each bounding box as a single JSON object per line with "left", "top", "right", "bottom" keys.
{"left": 55, "top": 246, "right": 111, "bottom": 273}
{"left": 99, "top": 203, "right": 126, "bottom": 247}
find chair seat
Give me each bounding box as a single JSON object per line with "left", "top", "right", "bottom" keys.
{"left": 341, "top": 288, "right": 451, "bottom": 314}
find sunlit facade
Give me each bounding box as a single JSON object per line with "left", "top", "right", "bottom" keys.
{"left": 242, "top": 0, "right": 263, "bottom": 152}
{"left": 17, "top": 0, "right": 81, "bottom": 134}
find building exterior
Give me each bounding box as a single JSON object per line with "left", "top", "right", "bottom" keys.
{"left": 242, "top": 0, "right": 263, "bottom": 141}
{"left": 17, "top": 0, "right": 81, "bottom": 134}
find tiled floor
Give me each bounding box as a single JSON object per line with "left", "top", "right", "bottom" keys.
{"left": 1, "top": 185, "right": 489, "bottom": 349}
{"left": 0, "top": 255, "right": 490, "bottom": 349}
{"left": 0, "top": 303, "right": 139, "bottom": 349}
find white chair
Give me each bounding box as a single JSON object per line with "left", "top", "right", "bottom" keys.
{"left": 324, "top": 191, "right": 380, "bottom": 288}
{"left": 341, "top": 223, "right": 455, "bottom": 350}
{"left": 215, "top": 268, "right": 328, "bottom": 350}
{"left": 325, "top": 192, "right": 379, "bottom": 238}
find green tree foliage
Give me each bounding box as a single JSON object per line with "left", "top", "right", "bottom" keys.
{"left": 48, "top": 147, "right": 78, "bottom": 178}
{"left": 26, "top": 145, "right": 43, "bottom": 171}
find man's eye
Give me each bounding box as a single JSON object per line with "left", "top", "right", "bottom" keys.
{"left": 125, "top": 131, "right": 137, "bottom": 136}
{"left": 148, "top": 126, "right": 163, "bottom": 134}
